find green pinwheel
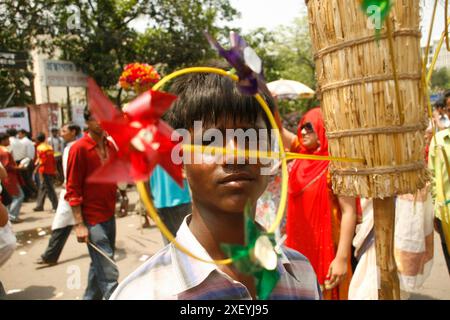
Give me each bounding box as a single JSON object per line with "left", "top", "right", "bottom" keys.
{"left": 220, "top": 202, "right": 281, "bottom": 300}
{"left": 360, "top": 0, "right": 392, "bottom": 32}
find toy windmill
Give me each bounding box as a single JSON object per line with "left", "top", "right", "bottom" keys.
{"left": 305, "top": 0, "right": 428, "bottom": 299}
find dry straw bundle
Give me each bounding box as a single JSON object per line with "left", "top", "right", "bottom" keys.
{"left": 306, "top": 0, "right": 429, "bottom": 198}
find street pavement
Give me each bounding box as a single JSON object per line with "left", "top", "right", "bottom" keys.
{"left": 0, "top": 187, "right": 449, "bottom": 300}
{"left": 0, "top": 186, "right": 165, "bottom": 300}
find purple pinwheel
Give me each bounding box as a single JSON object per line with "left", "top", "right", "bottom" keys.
{"left": 205, "top": 31, "right": 268, "bottom": 95}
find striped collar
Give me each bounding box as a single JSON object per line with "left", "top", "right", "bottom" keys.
{"left": 170, "top": 214, "right": 292, "bottom": 295}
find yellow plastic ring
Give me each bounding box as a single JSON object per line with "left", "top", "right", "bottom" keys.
{"left": 137, "top": 67, "right": 288, "bottom": 265}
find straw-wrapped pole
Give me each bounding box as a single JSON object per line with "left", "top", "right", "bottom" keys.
{"left": 305, "top": 0, "right": 426, "bottom": 300}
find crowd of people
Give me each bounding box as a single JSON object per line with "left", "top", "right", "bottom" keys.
{"left": 0, "top": 72, "right": 449, "bottom": 300}
{"left": 0, "top": 127, "right": 71, "bottom": 224}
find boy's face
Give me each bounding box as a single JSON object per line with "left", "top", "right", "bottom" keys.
{"left": 184, "top": 114, "right": 270, "bottom": 215}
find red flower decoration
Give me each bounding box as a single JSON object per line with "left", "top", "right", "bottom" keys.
{"left": 86, "top": 77, "right": 183, "bottom": 187}
{"left": 119, "top": 63, "right": 161, "bottom": 94}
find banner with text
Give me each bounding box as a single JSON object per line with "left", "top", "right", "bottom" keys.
{"left": 43, "top": 60, "right": 87, "bottom": 87}
{"left": 0, "top": 107, "right": 31, "bottom": 132}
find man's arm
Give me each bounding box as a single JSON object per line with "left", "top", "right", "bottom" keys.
{"left": 326, "top": 196, "right": 357, "bottom": 289}
{"left": 65, "top": 145, "right": 88, "bottom": 243}
{"left": 0, "top": 162, "right": 6, "bottom": 180}
{"left": 72, "top": 205, "right": 88, "bottom": 242}
{"left": 273, "top": 108, "right": 299, "bottom": 151}
{"left": 0, "top": 203, "right": 8, "bottom": 227}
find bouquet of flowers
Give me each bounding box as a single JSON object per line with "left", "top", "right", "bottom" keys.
{"left": 119, "top": 63, "right": 161, "bottom": 94}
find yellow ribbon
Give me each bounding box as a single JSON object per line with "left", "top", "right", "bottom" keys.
{"left": 180, "top": 144, "right": 365, "bottom": 163}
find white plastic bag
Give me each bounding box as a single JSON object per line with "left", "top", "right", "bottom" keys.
{"left": 0, "top": 222, "right": 17, "bottom": 267}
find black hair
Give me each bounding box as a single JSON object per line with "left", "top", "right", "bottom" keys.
{"left": 166, "top": 60, "right": 276, "bottom": 131}
{"left": 83, "top": 106, "right": 92, "bottom": 122}
{"left": 444, "top": 90, "right": 450, "bottom": 99}
{"left": 6, "top": 128, "right": 17, "bottom": 137}
{"left": 51, "top": 128, "right": 59, "bottom": 132}
{"left": 0, "top": 132, "right": 9, "bottom": 142}
{"left": 435, "top": 98, "right": 446, "bottom": 109}
{"left": 64, "top": 123, "right": 81, "bottom": 136}
{"left": 36, "top": 132, "right": 46, "bottom": 143}
{"left": 18, "top": 129, "right": 28, "bottom": 135}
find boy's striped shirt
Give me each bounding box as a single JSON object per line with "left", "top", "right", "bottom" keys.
{"left": 110, "top": 215, "right": 321, "bottom": 300}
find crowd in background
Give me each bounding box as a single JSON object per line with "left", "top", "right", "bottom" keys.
{"left": 0, "top": 89, "right": 450, "bottom": 300}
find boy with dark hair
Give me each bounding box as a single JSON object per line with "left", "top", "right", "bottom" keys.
{"left": 111, "top": 67, "right": 320, "bottom": 300}
{"left": 34, "top": 132, "right": 58, "bottom": 212}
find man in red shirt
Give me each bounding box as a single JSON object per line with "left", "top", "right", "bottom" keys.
{"left": 65, "top": 108, "right": 118, "bottom": 300}
{"left": 0, "top": 133, "right": 25, "bottom": 223}
{"left": 34, "top": 133, "right": 58, "bottom": 212}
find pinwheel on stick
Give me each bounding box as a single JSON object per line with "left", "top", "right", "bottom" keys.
{"left": 86, "top": 77, "right": 183, "bottom": 187}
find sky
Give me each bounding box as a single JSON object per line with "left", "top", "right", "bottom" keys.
{"left": 227, "top": 0, "right": 306, "bottom": 31}
{"left": 227, "top": 0, "right": 446, "bottom": 46}
{"left": 132, "top": 1, "right": 447, "bottom": 46}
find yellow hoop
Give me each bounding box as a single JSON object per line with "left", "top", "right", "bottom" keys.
{"left": 137, "top": 66, "right": 363, "bottom": 265}
{"left": 137, "top": 67, "right": 287, "bottom": 265}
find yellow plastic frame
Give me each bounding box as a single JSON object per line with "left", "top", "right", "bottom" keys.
{"left": 136, "top": 66, "right": 363, "bottom": 265}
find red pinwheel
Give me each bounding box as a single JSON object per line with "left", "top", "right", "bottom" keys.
{"left": 86, "top": 77, "right": 183, "bottom": 187}
{"left": 205, "top": 31, "right": 268, "bottom": 95}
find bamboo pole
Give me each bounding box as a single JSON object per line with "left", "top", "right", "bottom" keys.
{"left": 373, "top": 197, "right": 400, "bottom": 300}
{"left": 305, "top": 0, "right": 422, "bottom": 300}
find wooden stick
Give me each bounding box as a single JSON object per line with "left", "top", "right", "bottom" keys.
{"left": 373, "top": 197, "right": 400, "bottom": 300}
{"left": 88, "top": 241, "right": 118, "bottom": 267}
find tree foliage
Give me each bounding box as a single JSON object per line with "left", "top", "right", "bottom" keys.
{"left": 1, "top": 0, "right": 316, "bottom": 114}
{"left": 49, "top": 0, "right": 237, "bottom": 106}
{"left": 431, "top": 67, "right": 450, "bottom": 91}
{"left": 243, "top": 15, "right": 317, "bottom": 117}
{"left": 0, "top": 0, "right": 238, "bottom": 107}
{"left": 0, "top": 0, "right": 55, "bottom": 107}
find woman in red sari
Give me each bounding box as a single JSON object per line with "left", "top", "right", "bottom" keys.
{"left": 286, "top": 108, "right": 356, "bottom": 300}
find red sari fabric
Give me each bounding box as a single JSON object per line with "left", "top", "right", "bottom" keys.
{"left": 286, "top": 108, "right": 335, "bottom": 287}
{"left": 0, "top": 146, "right": 20, "bottom": 196}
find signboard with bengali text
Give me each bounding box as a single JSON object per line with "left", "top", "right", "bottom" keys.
{"left": 42, "top": 60, "right": 87, "bottom": 87}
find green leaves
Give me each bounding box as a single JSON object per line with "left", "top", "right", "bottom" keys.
{"left": 0, "top": 1, "right": 239, "bottom": 108}
{"left": 220, "top": 202, "right": 281, "bottom": 300}
{"left": 430, "top": 67, "right": 450, "bottom": 91}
